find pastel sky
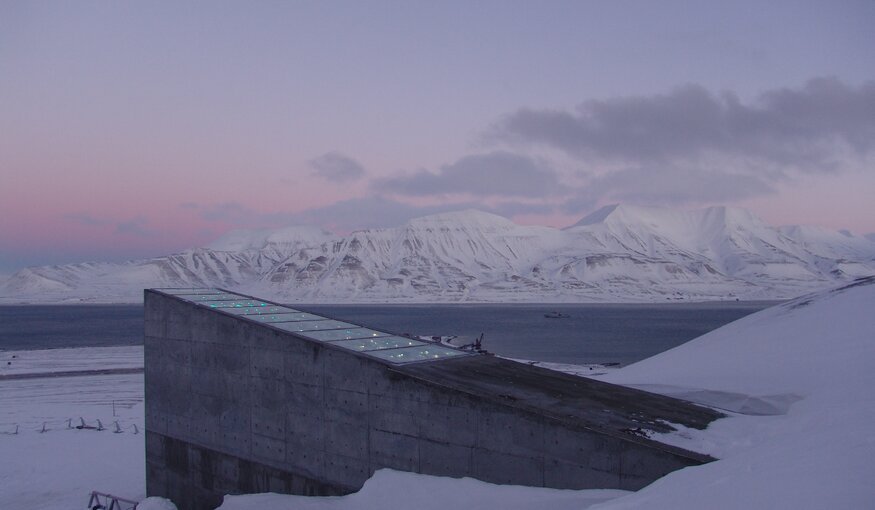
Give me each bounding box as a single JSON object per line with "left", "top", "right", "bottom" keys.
{"left": 1, "top": 1, "right": 874, "bottom": 272}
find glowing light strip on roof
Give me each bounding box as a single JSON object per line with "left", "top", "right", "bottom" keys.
{"left": 223, "top": 306, "right": 301, "bottom": 315}
{"left": 153, "top": 288, "right": 473, "bottom": 364}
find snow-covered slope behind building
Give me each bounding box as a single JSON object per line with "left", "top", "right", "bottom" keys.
{"left": 215, "top": 275, "right": 875, "bottom": 510}
{"left": 2, "top": 205, "right": 874, "bottom": 303}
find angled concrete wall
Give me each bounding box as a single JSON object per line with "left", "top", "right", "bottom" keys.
{"left": 144, "top": 290, "right": 716, "bottom": 510}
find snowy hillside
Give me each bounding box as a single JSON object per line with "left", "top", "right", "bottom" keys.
{"left": 582, "top": 275, "right": 875, "bottom": 509}
{"left": 2, "top": 205, "right": 874, "bottom": 303}
{"left": 217, "top": 276, "right": 875, "bottom": 509}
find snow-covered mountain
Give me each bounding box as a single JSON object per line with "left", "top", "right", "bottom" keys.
{"left": 2, "top": 205, "right": 874, "bottom": 303}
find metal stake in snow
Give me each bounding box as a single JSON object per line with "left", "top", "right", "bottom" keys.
{"left": 66, "top": 418, "right": 73, "bottom": 429}
{"left": 96, "top": 419, "right": 104, "bottom": 431}
{"left": 114, "top": 421, "right": 123, "bottom": 433}
{"left": 76, "top": 417, "right": 97, "bottom": 430}
{"left": 39, "top": 422, "right": 47, "bottom": 433}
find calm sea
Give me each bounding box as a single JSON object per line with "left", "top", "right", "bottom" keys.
{"left": 0, "top": 302, "right": 772, "bottom": 365}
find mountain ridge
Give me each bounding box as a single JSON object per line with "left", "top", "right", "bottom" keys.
{"left": 2, "top": 205, "right": 873, "bottom": 304}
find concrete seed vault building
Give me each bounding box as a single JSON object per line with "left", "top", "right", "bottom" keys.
{"left": 144, "top": 288, "right": 723, "bottom": 510}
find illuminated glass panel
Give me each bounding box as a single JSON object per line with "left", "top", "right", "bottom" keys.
{"left": 272, "top": 320, "right": 356, "bottom": 332}
{"left": 367, "top": 345, "right": 468, "bottom": 364}
{"left": 223, "top": 306, "right": 299, "bottom": 315}
{"left": 200, "top": 300, "right": 270, "bottom": 308}
{"left": 185, "top": 293, "right": 244, "bottom": 302}
{"left": 256, "top": 312, "right": 324, "bottom": 322}
{"left": 300, "top": 328, "right": 390, "bottom": 342}
{"left": 332, "top": 336, "right": 425, "bottom": 352}
{"left": 156, "top": 288, "right": 222, "bottom": 295}
{"left": 247, "top": 313, "right": 322, "bottom": 323}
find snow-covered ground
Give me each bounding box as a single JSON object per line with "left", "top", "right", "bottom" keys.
{"left": 503, "top": 357, "right": 619, "bottom": 377}
{"left": 583, "top": 276, "right": 875, "bottom": 509}
{"left": 2, "top": 277, "right": 874, "bottom": 509}
{"left": 218, "top": 470, "right": 628, "bottom": 510}
{"left": 0, "top": 347, "right": 145, "bottom": 509}
{"left": 0, "top": 345, "right": 143, "bottom": 377}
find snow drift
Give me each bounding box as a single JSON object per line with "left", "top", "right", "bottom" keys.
{"left": 588, "top": 275, "right": 875, "bottom": 508}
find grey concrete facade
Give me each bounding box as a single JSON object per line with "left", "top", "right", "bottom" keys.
{"left": 145, "top": 289, "right": 721, "bottom": 510}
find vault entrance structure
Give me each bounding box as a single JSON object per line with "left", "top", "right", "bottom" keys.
{"left": 144, "top": 288, "right": 721, "bottom": 510}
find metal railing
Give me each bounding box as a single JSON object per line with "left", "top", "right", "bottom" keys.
{"left": 87, "top": 491, "right": 139, "bottom": 510}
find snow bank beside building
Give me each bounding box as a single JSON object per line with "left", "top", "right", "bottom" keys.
{"left": 218, "top": 277, "right": 875, "bottom": 509}
{"left": 588, "top": 276, "right": 875, "bottom": 509}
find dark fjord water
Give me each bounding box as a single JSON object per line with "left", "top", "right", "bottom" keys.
{"left": 0, "top": 305, "right": 145, "bottom": 351}
{"left": 0, "top": 302, "right": 771, "bottom": 365}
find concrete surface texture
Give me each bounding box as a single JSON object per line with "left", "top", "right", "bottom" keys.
{"left": 144, "top": 289, "right": 722, "bottom": 510}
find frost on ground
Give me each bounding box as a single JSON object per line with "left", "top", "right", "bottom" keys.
{"left": 503, "top": 357, "right": 619, "bottom": 377}
{"left": 2, "top": 277, "right": 875, "bottom": 509}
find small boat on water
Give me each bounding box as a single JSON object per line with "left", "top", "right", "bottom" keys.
{"left": 544, "top": 311, "right": 570, "bottom": 319}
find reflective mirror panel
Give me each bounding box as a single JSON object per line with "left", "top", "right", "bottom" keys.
{"left": 367, "top": 345, "right": 469, "bottom": 364}
{"left": 247, "top": 313, "right": 323, "bottom": 323}
{"left": 299, "top": 328, "right": 389, "bottom": 342}
{"left": 224, "top": 306, "right": 300, "bottom": 315}
{"left": 151, "top": 287, "right": 473, "bottom": 365}
{"left": 156, "top": 288, "right": 223, "bottom": 295}
{"left": 185, "top": 293, "right": 244, "bottom": 302}
{"left": 332, "top": 336, "right": 425, "bottom": 352}
{"left": 200, "top": 300, "right": 270, "bottom": 308}
{"left": 257, "top": 312, "right": 324, "bottom": 322}
{"left": 272, "top": 319, "right": 356, "bottom": 332}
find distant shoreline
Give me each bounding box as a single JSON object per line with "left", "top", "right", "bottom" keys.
{"left": 0, "top": 299, "right": 784, "bottom": 307}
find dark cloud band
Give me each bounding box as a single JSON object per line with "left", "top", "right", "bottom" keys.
{"left": 373, "top": 151, "right": 565, "bottom": 198}
{"left": 491, "top": 77, "right": 875, "bottom": 172}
